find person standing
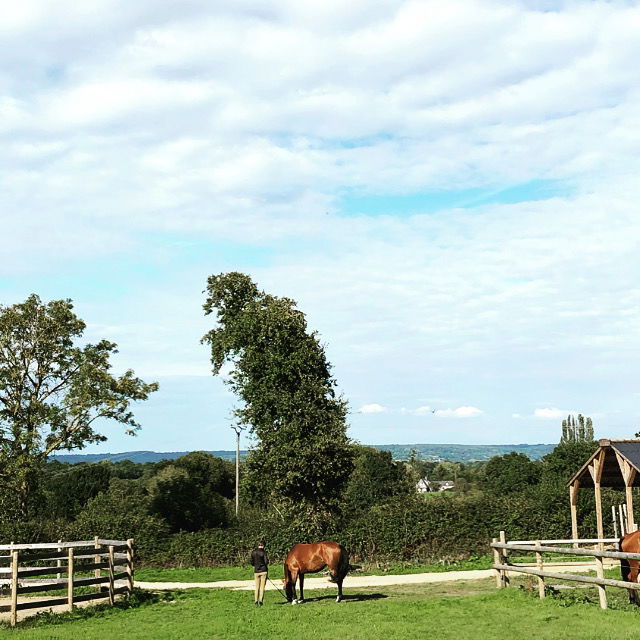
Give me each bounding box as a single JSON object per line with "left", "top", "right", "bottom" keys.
{"left": 251, "top": 540, "right": 268, "bottom": 606}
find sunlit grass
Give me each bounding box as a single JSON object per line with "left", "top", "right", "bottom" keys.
{"left": 7, "top": 581, "right": 640, "bottom": 640}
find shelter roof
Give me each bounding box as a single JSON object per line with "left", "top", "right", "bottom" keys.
{"left": 569, "top": 439, "right": 640, "bottom": 488}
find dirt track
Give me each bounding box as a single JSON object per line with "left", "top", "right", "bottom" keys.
{"left": 132, "top": 561, "right": 616, "bottom": 592}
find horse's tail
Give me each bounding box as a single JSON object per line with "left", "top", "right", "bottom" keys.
{"left": 337, "top": 545, "right": 350, "bottom": 582}
{"left": 621, "top": 535, "right": 631, "bottom": 582}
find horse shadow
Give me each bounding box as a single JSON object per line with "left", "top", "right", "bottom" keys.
{"left": 275, "top": 593, "right": 387, "bottom": 605}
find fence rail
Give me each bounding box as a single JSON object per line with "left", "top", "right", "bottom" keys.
{"left": 491, "top": 530, "right": 635, "bottom": 610}
{"left": 0, "top": 537, "right": 134, "bottom": 626}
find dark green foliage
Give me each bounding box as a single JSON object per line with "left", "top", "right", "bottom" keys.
{"left": 483, "top": 452, "right": 542, "bottom": 494}
{"left": 147, "top": 453, "right": 231, "bottom": 533}
{"left": 202, "top": 272, "right": 353, "bottom": 526}
{"left": 43, "top": 462, "right": 112, "bottom": 520}
{"left": 0, "top": 294, "right": 158, "bottom": 518}
{"left": 73, "top": 479, "right": 169, "bottom": 557}
{"left": 541, "top": 440, "right": 598, "bottom": 481}
{"left": 343, "top": 446, "right": 415, "bottom": 514}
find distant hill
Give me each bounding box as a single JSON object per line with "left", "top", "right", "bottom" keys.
{"left": 50, "top": 442, "right": 556, "bottom": 464}
{"left": 371, "top": 443, "right": 555, "bottom": 462}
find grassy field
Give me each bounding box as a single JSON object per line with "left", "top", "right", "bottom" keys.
{"left": 6, "top": 578, "right": 640, "bottom": 639}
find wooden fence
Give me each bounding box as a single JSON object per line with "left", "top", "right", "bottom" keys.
{"left": 491, "top": 530, "right": 640, "bottom": 609}
{"left": 0, "top": 537, "right": 134, "bottom": 626}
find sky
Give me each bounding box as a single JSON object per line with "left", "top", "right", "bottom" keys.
{"left": 2, "top": 0, "right": 640, "bottom": 453}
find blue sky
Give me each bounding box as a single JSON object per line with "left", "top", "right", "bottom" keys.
{"left": 2, "top": 0, "right": 640, "bottom": 454}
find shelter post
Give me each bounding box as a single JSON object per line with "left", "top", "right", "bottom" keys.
{"left": 570, "top": 481, "right": 579, "bottom": 543}
{"left": 589, "top": 451, "right": 605, "bottom": 540}
{"left": 615, "top": 451, "right": 637, "bottom": 533}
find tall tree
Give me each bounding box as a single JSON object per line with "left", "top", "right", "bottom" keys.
{"left": 202, "top": 272, "right": 353, "bottom": 528}
{"left": 560, "top": 414, "right": 594, "bottom": 443}
{"left": 0, "top": 294, "right": 158, "bottom": 518}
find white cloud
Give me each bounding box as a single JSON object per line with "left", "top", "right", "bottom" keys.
{"left": 357, "top": 403, "right": 387, "bottom": 414}
{"left": 434, "top": 406, "right": 483, "bottom": 418}
{"left": 1, "top": 0, "right": 640, "bottom": 447}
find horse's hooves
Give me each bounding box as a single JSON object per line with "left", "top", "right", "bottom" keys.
{"left": 291, "top": 599, "right": 298, "bottom": 605}
{"left": 336, "top": 597, "right": 342, "bottom": 603}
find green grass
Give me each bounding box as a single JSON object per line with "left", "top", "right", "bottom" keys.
{"left": 7, "top": 581, "right": 640, "bottom": 639}
{"left": 134, "top": 557, "right": 492, "bottom": 583}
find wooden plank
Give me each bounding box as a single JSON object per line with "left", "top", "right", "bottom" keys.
{"left": 0, "top": 541, "right": 97, "bottom": 551}
{"left": 493, "top": 563, "right": 640, "bottom": 590}
{"left": 16, "top": 596, "right": 68, "bottom": 611}
{"left": 97, "top": 539, "right": 128, "bottom": 547}
{"left": 491, "top": 542, "right": 640, "bottom": 561}
{"left": 73, "top": 591, "right": 110, "bottom": 604}
{"left": 507, "top": 538, "right": 617, "bottom": 545}
{"left": 18, "top": 581, "right": 68, "bottom": 595}
{"left": 17, "top": 566, "right": 66, "bottom": 578}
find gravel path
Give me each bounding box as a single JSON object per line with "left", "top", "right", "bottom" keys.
{"left": 131, "top": 562, "right": 615, "bottom": 592}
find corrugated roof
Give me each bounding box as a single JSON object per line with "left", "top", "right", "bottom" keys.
{"left": 568, "top": 440, "right": 640, "bottom": 488}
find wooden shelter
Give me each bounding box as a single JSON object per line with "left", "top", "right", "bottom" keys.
{"left": 568, "top": 439, "right": 640, "bottom": 540}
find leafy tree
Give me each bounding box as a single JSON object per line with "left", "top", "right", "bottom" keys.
{"left": 73, "top": 479, "right": 169, "bottom": 557}
{"left": 44, "top": 462, "right": 112, "bottom": 520}
{"left": 343, "top": 446, "right": 415, "bottom": 514}
{"left": 541, "top": 440, "right": 598, "bottom": 481}
{"left": 483, "top": 452, "right": 541, "bottom": 495}
{"left": 561, "top": 414, "right": 594, "bottom": 443}
{"left": 0, "top": 294, "right": 158, "bottom": 518}
{"left": 147, "top": 452, "right": 233, "bottom": 532}
{"left": 202, "top": 272, "right": 353, "bottom": 528}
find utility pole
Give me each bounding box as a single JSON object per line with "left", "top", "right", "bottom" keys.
{"left": 231, "top": 425, "right": 244, "bottom": 516}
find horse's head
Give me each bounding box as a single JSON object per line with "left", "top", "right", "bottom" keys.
{"left": 283, "top": 569, "right": 294, "bottom": 602}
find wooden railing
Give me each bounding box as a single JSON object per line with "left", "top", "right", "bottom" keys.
{"left": 491, "top": 530, "right": 639, "bottom": 610}
{"left": 0, "top": 537, "right": 134, "bottom": 627}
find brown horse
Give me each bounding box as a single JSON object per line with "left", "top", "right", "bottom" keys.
{"left": 283, "top": 541, "right": 349, "bottom": 604}
{"left": 621, "top": 530, "right": 640, "bottom": 604}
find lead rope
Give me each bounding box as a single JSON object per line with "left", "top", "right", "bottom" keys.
{"left": 268, "top": 575, "right": 289, "bottom": 601}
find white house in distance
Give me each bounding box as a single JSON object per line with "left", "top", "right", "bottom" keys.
{"left": 416, "top": 479, "right": 455, "bottom": 493}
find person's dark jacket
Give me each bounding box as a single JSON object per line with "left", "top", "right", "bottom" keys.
{"left": 251, "top": 547, "right": 268, "bottom": 573}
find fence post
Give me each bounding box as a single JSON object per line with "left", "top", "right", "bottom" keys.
{"left": 492, "top": 538, "right": 502, "bottom": 588}
{"left": 108, "top": 546, "right": 115, "bottom": 606}
{"left": 535, "top": 540, "right": 545, "bottom": 599}
{"left": 126, "top": 539, "right": 134, "bottom": 595}
{"left": 499, "top": 530, "right": 510, "bottom": 587}
{"left": 10, "top": 549, "right": 19, "bottom": 628}
{"left": 57, "top": 539, "right": 62, "bottom": 580}
{"left": 595, "top": 545, "right": 608, "bottom": 609}
{"left": 94, "top": 536, "right": 101, "bottom": 593}
{"left": 67, "top": 547, "right": 74, "bottom": 612}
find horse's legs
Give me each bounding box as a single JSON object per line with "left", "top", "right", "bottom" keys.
{"left": 290, "top": 569, "right": 299, "bottom": 605}
{"left": 298, "top": 573, "right": 304, "bottom": 602}
{"left": 336, "top": 578, "right": 343, "bottom": 603}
